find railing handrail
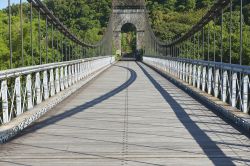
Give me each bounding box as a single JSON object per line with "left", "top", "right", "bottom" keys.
{"left": 0, "top": 56, "right": 112, "bottom": 80}
{"left": 144, "top": 55, "right": 250, "bottom": 75}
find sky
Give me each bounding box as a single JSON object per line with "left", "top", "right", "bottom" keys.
{"left": 0, "top": 0, "right": 27, "bottom": 9}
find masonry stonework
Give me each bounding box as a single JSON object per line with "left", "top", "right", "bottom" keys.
{"left": 112, "top": 9, "right": 146, "bottom": 52}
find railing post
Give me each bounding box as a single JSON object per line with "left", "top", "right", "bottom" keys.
{"left": 222, "top": 70, "right": 228, "bottom": 102}
{"left": 185, "top": 63, "right": 189, "bottom": 83}
{"left": 1, "top": 80, "right": 9, "bottom": 123}
{"left": 60, "top": 67, "right": 65, "bottom": 90}
{"left": 90, "top": 61, "right": 93, "bottom": 74}
{"left": 179, "top": 62, "right": 183, "bottom": 79}
{"left": 197, "top": 66, "right": 201, "bottom": 89}
{"left": 174, "top": 61, "right": 177, "bottom": 77}
{"left": 214, "top": 69, "right": 220, "bottom": 98}
{"left": 82, "top": 62, "right": 85, "bottom": 78}
{"left": 202, "top": 66, "right": 207, "bottom": 92}
{"left": 78, "top": 63, "right": 81, "bottom": 80}
{"left": 208, "top": 67, "right": 213, "bottom": 95}
{"left": 177, "top": 62, "right": 180, "bottom": 78}
{"left": 74, "top": 64, "right": 77, "bottom": 83}
{"left": 15, "top": 77, "right": 22, "bottom": 116}
{"left": 182, "top": 63, "right": 185, "bottom": 81}
{"left": 79, "top": 63, "right": 82, "bottom": 79}
{"left": 73, "top": 64, "right": 76, "bottom": 83}
{"left": 163, "top": 60, "right": 167, "bottom": 72}
{"left": 166, "top": 60, "right": 169, "bottom": 73}
{"left": 68, "top": 66, "right": 72, "bottom": 86}
{"left": 71, "top": 65, "right": 75, "bottom": 84}
{"left": 35, "top": 72, "right": 42, "bottom": 104}
{"left": 81, "top": 62, "right": 85, "bottom": 79}
{"left": 161, "top": 60, "right": 164, "bottom": 72}
{"left": 189, "top": 64, "right": 193, "bottom": 85}
{"left": 86, "top": 61, "right": 89, "bottom": 76}
{"left": 193, "top": 65, "right": 197, "bottom": 87}
{"left": 64, "top": 66, "right": 68, "bottom": 89}
{"left": 173, "top": 61, "right": 175, "bottom": 75}
{"left": 169, "top": 60, "right": 171, "bottom": 73}
{"left": 83, "top": 62, "right": 87, "bottom": 78}
{"left": 243, "top": 75, "right": 249, "bottom": 113}
{"left": 43, "top": 70, "right": 49, "bottom": 100}
{"left": 231, "top": 72, "right": 237, "bottom": 107}
{"left": 50, "top": 69, "right": 55, "bottom": 97}
{"left": 26, "top": 74, "right": 33, "bottom": 110}
{"left": 85, "top": 61, "right": 88, "bottom": 74}
{"left": 74, "top": 64, "right": 78, "bottom": 82}
{"left": 55, "top": 68, "right": 60, "bottom": 93}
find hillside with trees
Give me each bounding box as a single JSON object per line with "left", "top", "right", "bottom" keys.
{"left": 147, "top": 0, "right": 250, "bottom": 64}
{"left": 0, "top": 0, "right": 249, "bottom": 69}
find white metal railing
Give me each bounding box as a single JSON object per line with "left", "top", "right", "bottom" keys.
{"left": 0, "top": 56, "right": 115, "bottom": 124}
{"left": 143, "top": 56, "right": 250, "bottom": 114}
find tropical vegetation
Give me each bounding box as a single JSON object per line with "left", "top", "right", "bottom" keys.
{"left": 0, "top": 0, "right": 249, "bottom": 70}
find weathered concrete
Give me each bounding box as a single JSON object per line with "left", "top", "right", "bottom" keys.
{"left": 0, "top": 62, "right": 249, "bottom": 166}
{"left": 0, "top": 58, "right": 114, "bottom": 143}
{"left": 143, "top": 56, "right": 250, "bottom": 133}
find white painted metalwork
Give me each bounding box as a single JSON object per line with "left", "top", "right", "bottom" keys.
{"left": 144, "top": 56, "right": 250, "bottom": 114}
{"left": 0, "top": 56, "right": 114, "bottom": 125}
{"left": 26, "top": 74, "right": 33, "bottom": 110}
{"left": 1, "top": 80, "right": 8, "bottom": 123}
{"left": 15, "top": 77, "right": 22, "bottom": 116}
{"left": 43, "top": 71, "right": 49, "bottom": 100}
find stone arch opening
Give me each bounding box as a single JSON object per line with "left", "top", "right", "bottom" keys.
{"left": 112, "top": 8, "right": 145, "bottom": 60}
{"left": 121, "top": 23, "right": 137, "bottom": 59}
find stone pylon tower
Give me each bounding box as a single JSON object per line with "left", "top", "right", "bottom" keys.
{"left": 112, "top": 0, "right": 146, "bottom": 53}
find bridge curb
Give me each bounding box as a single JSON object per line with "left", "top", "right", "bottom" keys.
{"left": 0, "top": 63, "right": 115, "bottom": 144}
{"left": 143, "top": 61, "right": 250, "bottom": 135}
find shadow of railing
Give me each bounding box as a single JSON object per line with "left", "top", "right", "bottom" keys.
{"left": 13, "top": 65, "right": 137, "bottom": 139}
{"left": 136, "top": 62, "right": 235, "bottom": 166}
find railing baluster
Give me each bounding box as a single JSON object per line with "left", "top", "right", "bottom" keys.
{"left": 74, "top": 64, "right": 78, "bottom": 82}
{"left": 208, "top": 67, "right": 213, "bottom": 95}
{"left": 68, "top": 66, "right": 72, "bottom": 86}
{"left": 15, "top": 77, "right": 22, "bottom": 116}
{"left": 193, "top": 65, "right": 197, "bottom": 87}
{"left": 60, "top": 67, "right": 65, "bottom": 90}
{"left": 26, "top": 74, "right": 33, "bottom": 110}
{"left": 64, "top": 66, "right": 68, "bottom": 89}
{"left": 231, "top": 72, "right": 237, "bottom": 107}
{"left": 185, "top": 64, "right": 189, "bottom": 83}
{"left": 214, "top": 69, "right": 220, "bottom": 98}
{"left": 1, "top": 80, "right": 9, "bottom": 124}
{"left": 81, "top": 63, "right": 84, "bottom": 78}
{"left": 202, "top": 66, "right": 206, "bottom": 92}
{"left": 189, "top": 64, "right": 193, "bottom": 85}
{"left": 35, "top": 73, "right": 42, "bottom": 104}
{"left": 182, "top": 63, "right": 185, "bottom": 81}
{"left": 50, "top": 69, "right": 55, "bottom": 97}
{"left": 243, "top": 75, "right": 249, "bottom": 113}
{"left": 43, "top": 71, "right": 49, "bottom": 100}
{"left": 222, "top": 71, "right": 228, "bottom": 102}
{"left": 197, "top": 66, "right": 201, "bottom": 89}
{"left": 179, "top": 62, "right": 183, "bottom": 79}
{"left": 77, "top": 63, "right": 80, "bottom": 81}
{"left": 55, "top": 68, "right": 60, "bottom": 93}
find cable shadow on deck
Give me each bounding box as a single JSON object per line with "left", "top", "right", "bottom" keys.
{"left": 12, "top": 65, "right": 137, "bottom": 139}
{"left": 137, "top": 62, "right": 235, "bottom": 166}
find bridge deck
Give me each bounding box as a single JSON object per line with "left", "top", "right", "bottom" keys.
{"left": 0, "top": 62, "right": 249, "bottom": 166}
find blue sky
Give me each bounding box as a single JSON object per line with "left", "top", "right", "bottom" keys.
{"left": 0, "top": 0, "right": 27, "bottom": 9}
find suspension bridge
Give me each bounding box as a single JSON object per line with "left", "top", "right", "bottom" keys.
{"left": 0, "top": 0, "right": 249, "bottom": 165}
